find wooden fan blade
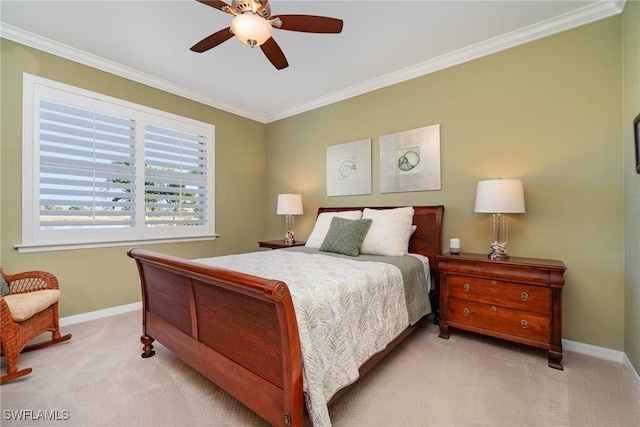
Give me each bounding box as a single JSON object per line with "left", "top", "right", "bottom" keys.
{"left": 190, "top": 28, "right": 234, "bottom": 53}
{"left": 196, "top": 0, "right": 232, "bottom": 13}
{"left": 273, "top": 15, "right": 343, "bottom": 34}
{"left": 260, "top": 38, "right": 289, "bottom": 70}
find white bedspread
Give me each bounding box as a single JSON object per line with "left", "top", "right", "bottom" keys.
{"left": 194, "top": 250, "right": 410, "bottom": 427}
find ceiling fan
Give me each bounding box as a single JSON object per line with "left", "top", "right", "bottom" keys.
{"left": 190, "top": 0, "right": 343, "bottom": 70}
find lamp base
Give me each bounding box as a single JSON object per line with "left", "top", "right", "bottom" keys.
{"left": 284, "top": 214, "right": 295, "bottom": 245}
{"left": 284, "top": 231, "right": 295, "bottom": 245}
{"left": 488, "top": 240, "right": 508, "bottom": 260}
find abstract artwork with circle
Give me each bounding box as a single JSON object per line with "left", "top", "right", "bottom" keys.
{"left": 380, "top": 124, "right": 441, "bottom": 193}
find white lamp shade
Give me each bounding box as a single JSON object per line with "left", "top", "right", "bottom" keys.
{"left": 474, "top": 179, "right": 526, "bottom": 213}
{"left": 277, "top": 194, "right": 303, "bottom": 215}
{"left": 230, "top": 13, "right": 273, "bottom": 47}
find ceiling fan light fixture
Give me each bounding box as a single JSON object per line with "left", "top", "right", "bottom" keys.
{"left": 230, "top": 13, "right": 272, "bottom": 47}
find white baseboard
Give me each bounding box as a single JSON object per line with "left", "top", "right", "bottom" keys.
{"left": 60, "top": 303, "right": 640, "bottom": 392}
{"left": 563, "top": 339, "right": 639, "bottom": 391}
{"left": 623, "top": 353, "right": 640, "bottom": 390}
{"left": 563, "top": 338, "right": 625, "bottom": 362}
{"left": 60, "top": 301, "right": 141, "bottom": 327}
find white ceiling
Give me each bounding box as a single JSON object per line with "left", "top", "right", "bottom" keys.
{"left": 0, "top": 1, "right": 625, "bottom": 123}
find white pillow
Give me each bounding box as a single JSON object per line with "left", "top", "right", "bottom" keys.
{"left": 305, "top": 210, "right": 363, "bottom": 248}
{"left": 360, "top": 207, "right": 415, "bottom": 256}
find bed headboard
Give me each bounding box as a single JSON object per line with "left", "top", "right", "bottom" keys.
{"left": 316, "top": 205, "right": 445, "bottom": 275}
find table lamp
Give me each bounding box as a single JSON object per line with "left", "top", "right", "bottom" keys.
{"left": 474, "top": 178, "right": 525, "bottom": 260}
{"left": 277, "top": 194, "right": 303, "bottom": 245}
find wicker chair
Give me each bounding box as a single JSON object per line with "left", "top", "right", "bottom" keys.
{"left": 0, "top": 267, "right": 71, "bottom": 384}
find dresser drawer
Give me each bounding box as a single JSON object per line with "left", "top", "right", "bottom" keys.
{"left": 437, "top": 253, "right": 566, "bottom": 369}
{"left": 448, "top": 298, "right": 550, "bottom": 342}
{"left": 447, "top": 275, "right": 550, "bottom": 314}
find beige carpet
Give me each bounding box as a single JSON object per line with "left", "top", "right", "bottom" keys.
{"left": 1, "top": 310, "right": 639, "bottom": 427}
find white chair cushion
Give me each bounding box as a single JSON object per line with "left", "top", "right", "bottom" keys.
{"left": 2, "top": 290, "right": 60, "bottom": 322}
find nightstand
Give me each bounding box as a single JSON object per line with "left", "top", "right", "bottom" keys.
{"left": 437, "top": 252, "right": 566, "bottom": 369}
{"left": 258, "top": 240, "right": 306, "bottom": 249}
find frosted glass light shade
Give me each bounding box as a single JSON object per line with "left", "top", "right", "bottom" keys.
{"left": 231, "top": 13, "right": 273, "bottom": 47}
{"left": 474, "top": 179, "right": 525, "bottom": 214}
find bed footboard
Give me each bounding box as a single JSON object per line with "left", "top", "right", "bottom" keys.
{"left": 127, "top": 248, "right": 304, "bottom": 426}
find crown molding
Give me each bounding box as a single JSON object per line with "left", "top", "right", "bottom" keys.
{"left": 0, "top": 23, "right": 267, "bottom": 123}
{"left": 266, "top": 0, "right": 625, "bottom": 122}
{"left": 1, "top": 1, "right": 624, "bottom": 124}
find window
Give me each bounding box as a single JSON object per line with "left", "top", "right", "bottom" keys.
{"left": 19, "top": 74, "right": 215, "bottom": 252}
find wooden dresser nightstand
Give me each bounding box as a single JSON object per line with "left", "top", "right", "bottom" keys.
{"left": 437, "top": 252, "right": 566, "bottom": 369}
{"left": 258, "top": 240, "right": 306, "bottom": 249}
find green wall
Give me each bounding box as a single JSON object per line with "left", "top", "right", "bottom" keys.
{"left": 0, "top": 39, "right": 268, "bottom": 316}
{"left": 266, "top": 16, "right": 625, "bottom": 351}
{"left": 0, "top": 12, "right": 635, "bottom": 362}
{"left": 623, "top": 1, "right": 640, "bottom": 372}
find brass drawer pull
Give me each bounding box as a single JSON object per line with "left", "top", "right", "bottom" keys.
{"left": 521, "top": 292, "right": 529, "bottom": 302}
{"left": 463, "top": 308, "right": 470, "bottom": 316}
{"left": 491, "top": 306, "right": 497, "bottom": 312}
{"left": 521, "top": 320, "right": 529, "bottom": 329}
{"left": 463, "top": 283, "right": 470, "bottom": 292}
{"left": 491, "top": 280, "right": 497, "bottom": 286}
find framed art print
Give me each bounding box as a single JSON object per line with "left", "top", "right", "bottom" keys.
{"left": 326, "top": 139, "right": 372, "bottom": 196}
{"left": 379, "top": 124, "right": 441, "bottom": 193}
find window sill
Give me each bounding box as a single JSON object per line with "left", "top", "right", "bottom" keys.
{"left": 14, "top": 235, "right": 219, "bottom": 253}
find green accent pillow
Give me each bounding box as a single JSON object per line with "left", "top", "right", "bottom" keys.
{"left": 319, "top": 217, "right": 373, "bottom": 257}
{"left": 0, "top": 275, "right": 10, "bottom": 297}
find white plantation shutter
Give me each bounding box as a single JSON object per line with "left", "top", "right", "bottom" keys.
{"left": 39, "top": 99, "right": 137, "bottom": 229}
{"left": 21, "top": 74, "right": 215, "bottom": 251}
{"left": 144, "top": 124, "right": 210, "bottom": 227}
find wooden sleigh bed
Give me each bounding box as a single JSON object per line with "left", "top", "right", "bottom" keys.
{"left": 127, "top": 205, "right": 443, "bottom": 426}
